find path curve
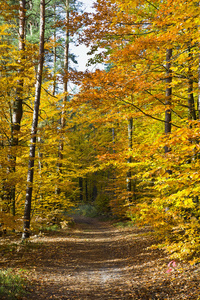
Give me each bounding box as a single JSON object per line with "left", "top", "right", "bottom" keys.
{"left": 29, "top": 216, "right": 160, "bottom": 299}
{"left": 1, "top": 216, "right": 199, "bottom": 299}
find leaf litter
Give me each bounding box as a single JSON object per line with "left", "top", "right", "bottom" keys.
{"left": 0, "top": 216, "right": 199, "bottom": 299}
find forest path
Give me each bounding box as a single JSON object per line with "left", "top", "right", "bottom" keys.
{"left": 1, "top": 216, "right": 200, "bottom": 299}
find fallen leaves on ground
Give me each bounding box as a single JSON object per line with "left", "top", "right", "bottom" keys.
{"left": 0, "top": 216, "right": 199, "bottom": 299}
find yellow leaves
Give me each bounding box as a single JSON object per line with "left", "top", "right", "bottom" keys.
{"left": 0, "top": 212, "right": 22, "bottom": 231}
{"left": 114, "top": 0, "right": 147, "bottom": 13}
{"left": 0, "top": 23, "right": 14, "bottom": 35}
{"left": 71, "top": 0, "right": 200, "bottom": 264}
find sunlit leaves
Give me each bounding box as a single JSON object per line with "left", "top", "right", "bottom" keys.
{"left": 69, "top": 0, "right": 200, "bottom": 262}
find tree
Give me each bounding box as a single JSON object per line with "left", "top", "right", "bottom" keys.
{"left": 22, "top": 0, "right": 46, "bottom": 239}
{"left": 56, "top": 0, "right": 70, "bottom": 195}
{"left": 0, "top": 1, "right": 35, "bottom": 221}
{"left": 127, "top": 117, "right": 134, "bottom": 202}
{"left": 9, "top": 0, "right": 26, "bottom": 217}
{"left": 71, "top": 0, "right": 200, "bottom": 261}
{"left": 0, "top": 0, "right": 199, "bottom": 261}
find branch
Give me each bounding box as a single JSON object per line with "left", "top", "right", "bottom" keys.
{"left": 23, "top": 102, "right": 34, "bottom": 112}
{"left": 42, "top": 86, "right": 59, "bottom": 98}
{"left": 23, "top": 101, "right": 46, "bottom": 121}
{"left": 121, "top": 96, "right": 181, "bottom": 128}
{"left": 145, "top": 0, "right": 159, "bottom": 10}
{"left": 144, "top": 90, "right": 184, "bottom": 119}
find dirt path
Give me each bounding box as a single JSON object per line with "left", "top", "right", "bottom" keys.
{"left": 1, "top": 216, "right": 200, "bottom": 299}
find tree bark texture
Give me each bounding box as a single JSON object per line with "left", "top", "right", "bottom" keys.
{"left": 79, "top": 177, "right": 83, "bottom": 202}
{"left": 13, "top": 0, "right": 25, "bottom": 137}
{"left": 164, "top": 49, "right": 172, "bottom": 154}
{"left": 198, "top": 50, "right": 200, "bottom": 120}
{"left": 22, "top": 0, "right": 45, "bottom": 239}
{"left": 198, "top": 1, "right": 200, "bottom": 120}
{"left": 52, "top": 4, "right": 57, "bottom": 96}
{"left": 7, "top": 0, "right": 26, "bottom": 216}
{"left": 56, "top": 0, "right": 70, "bottom": 194}
{"left": 188, "top": 46, "right": 196, "bottom": 121}
{"left": 127, "top": 118, "right": 133, "bottom": 201}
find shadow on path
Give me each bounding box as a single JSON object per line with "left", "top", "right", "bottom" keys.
{"left": 1, "top": 216, "right": 199, "bottom": 299}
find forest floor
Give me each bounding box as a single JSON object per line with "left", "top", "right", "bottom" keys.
{"left": 0, "top": 215, "right": 200, "bottom": 299}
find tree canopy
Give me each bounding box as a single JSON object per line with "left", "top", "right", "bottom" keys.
{"left": 0, "top": 0, "right": 200, "bottom": 263}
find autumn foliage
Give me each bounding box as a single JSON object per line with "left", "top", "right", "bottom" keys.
{"left": 0, "top": 0, "right": 200, "bottom": 262}
{"left": 73, "top": 0, "right": 200, "bottom": 262}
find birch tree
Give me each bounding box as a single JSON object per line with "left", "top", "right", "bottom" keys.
{"left": 22, "top": 0, "right": 45, "bottom": 239}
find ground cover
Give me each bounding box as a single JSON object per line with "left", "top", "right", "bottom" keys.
{"left": 0, "top": 216, "right": 199, "bottom": 299}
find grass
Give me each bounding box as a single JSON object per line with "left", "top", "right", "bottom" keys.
{"left": 40, "top": 224, "right": 60, "bottom": 232}
{"left": 0, "top": 268, "right": 29, "bottom": 300}
{"left": 113, "top": 220, "right": 134, "bottom": 228}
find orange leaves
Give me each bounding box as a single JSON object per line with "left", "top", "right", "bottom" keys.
{"left": 0, "top": 2, "right": 18, "bottom": 21}
{"left": 67, "top": 0, "right": 200, "bottom": 262}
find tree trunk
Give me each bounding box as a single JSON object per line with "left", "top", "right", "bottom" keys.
{"left": 56, "top": 0, "right": 70, "bottom": 194}
{"left": 164, "top": 48, "right": 172, "bottom": 175}
{"left": 112, "top": 127, "right": 115, "bottom": 153}
{"left": 13, "top": 0, "right": 25, "bottom": 138}
{"left": 52, "top": 4, "right": 57, "bottom": 96}
{"left": 198, "top": 1, "right": 200, "bottom": 119}
{"left": 188, "top": 46, "right": 196, "bottom": 121}
{"left": 164, "top": 49, "right": 172, "bottom": 153}
{"left": 7, "top": 0, "right": 26, "bottom": 216}
{"left": 127, "top": 118, "right": 133, "bottom": 201}
{"left": 79, "top": 177, "right": 83, "bottom": 202}
{"left": 198, "top": 48, "right": 200, "bottom": 120}
{"left": 85, "top": 176, "right": 88, "bottom": 202}
{"left": 22, "top": 0, "right": 45, "bottom": 239}
{"left": 188, "top": 78, "right": 196, "bottom": 121}
{"left": 111, "top": 127, "right": 117, "bottom": 200}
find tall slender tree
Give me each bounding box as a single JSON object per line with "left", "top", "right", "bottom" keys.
{"left": 22, "top": 0, "right": 46, "bottom": 239}
{"left": 187, "top": 46, "right": 196, "bottom": 121}
{"left": 9, "top": 0, "right": 26, "bottom": 216}
{"left": 164, "top": 48, "right": 172, "bottom": 172}
{"left": 56, "top": 0, "right": 70, "bottom": 194}
{"left": 126, "top": 117, "right": 133, "bottom": 202}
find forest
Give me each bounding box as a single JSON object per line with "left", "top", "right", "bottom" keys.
{"left": 0, "top": 0, "right": 200, "bottom": 265}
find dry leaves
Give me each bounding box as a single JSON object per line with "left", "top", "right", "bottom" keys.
{"left": 0, "top": 217, "right": 199, "bottom": 299}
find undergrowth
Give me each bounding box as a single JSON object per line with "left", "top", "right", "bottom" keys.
{"left": 0, "top": 268, "right": 29, "bottom": 300}
{"left": 73, "top": 204, "right": 99, "bottom": 218}
{"left": 113, "top": 220, "right": 133, "bottom": 228}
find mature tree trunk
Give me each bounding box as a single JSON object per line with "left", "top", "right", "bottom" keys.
{"left": 188, "top": 77, "right": 196, "bottom": 121}
{"left": 127, "top": 118, "right": 134, "bottom": 201}
{"left": 13, "top": 0, "right": 25, "bottom": 139}
{"left": 60, "top": 0, "right": 70, "bottom": 150}
{"left": 22, "top": 0, "right": 45, "bottom": 239}
{"left": 197, "top": 2, "right": 200, "bottom": 119}
{"left": 85, "top": 176, "right": 88, "bottom": 202}
{"left": 198, "top": 50, "right": 200, "bottom": 120}
{"left": 37, "top": 135, "right": 44, "bottom": 209}
{"left": 164, "top": 48, "right": 172, "bottom": 175}
{"left": 165, "top": 49, "right": 172, "bottom": 153}
{"left": 92, "top": 185, "right": 98, "bottom": 202}
{"left": 111, "top": 127, "right": 117, "bottom": 201}
{"left": 56, "top": 0, "right": 70, "bottom": 194}
{"left": 52, "top": 4, "right": 57, "bottom": 96}
{"left": 188, "top": 46, "right": 196, "bottom": 121}
{"left": 79, "top": 177, "right": 83, "bottom": 202}
{"left": 6, "top": 0, "right": 26, "bottom": 216}
{"left": 112, "top": 127, "right": 115, "bottom": 153}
